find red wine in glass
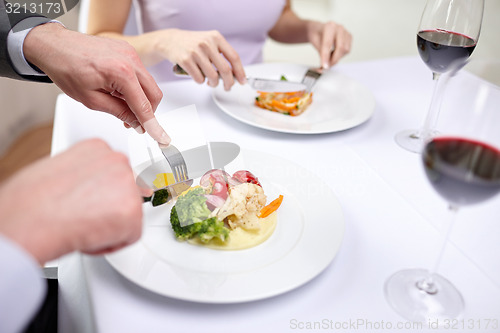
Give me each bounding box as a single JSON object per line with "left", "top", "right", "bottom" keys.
{"left": 423, "top": 137, "right": 500, "bottom": 206}
{"left": 395, "top": 0, "right": 484, "bottom": 154}
{"left": 417, "top": 30, "right": 477, "bottom": 74}
{"left": 388, "top": 1, "right": 487, "bottom": 322}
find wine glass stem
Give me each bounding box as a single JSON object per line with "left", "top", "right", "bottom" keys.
{"left": 416, "top": 73, "right": 445, "bottom": 141}
{"left": 417, "top": 205, "right": 459, "bottom": 294}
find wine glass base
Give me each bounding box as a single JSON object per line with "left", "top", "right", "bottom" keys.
{"left": 384, "top": 269, "right": 464, "bottom": 323}
{"left": 394, "top": 130, "right": 425, "bottom": 153}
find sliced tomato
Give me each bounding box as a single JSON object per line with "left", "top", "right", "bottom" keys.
{"left": 211, "top": 179, "right": 228, "bottom": 200}
{"left": 200, "top": 169, "right": 230, "bottom": 200}
{"left": 232, "top": 170, "right": 261, "bottom": 187}
{"left": 200, "top": 169, "right": 230, "bottom": 187}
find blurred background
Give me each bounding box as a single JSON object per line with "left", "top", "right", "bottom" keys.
{"left": 1, "top": 0, "right": 499, "bottom": 182}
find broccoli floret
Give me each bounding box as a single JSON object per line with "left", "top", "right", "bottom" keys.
{"left": 169, "top": 188, "right": 229, "bottom": 243}
{"left": 197, "top": 217, "right": 229, "bottom": 243}
{"left": 170, "top": 207, "right": 229, "bottom": 243}
{"left": 174, "top": 187, "right": 211, "bottom": 225}
{"left": 170, "top": 206, "right": 197, "bottom": 240}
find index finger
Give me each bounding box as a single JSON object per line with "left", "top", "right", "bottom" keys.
{"left": 118, "top": 72, "right": 170, "bottom": 145}
{"left": 330, "top": 30, "right": 352, "bottom": 66}
{"left": 218, "top": 41, "right": 246, "bottom": 85}
{"left": 320, "top": 26, "right": 336, "bottom": 69}
{"left": 136, "top": 65, "right": 163, "bottom": 113}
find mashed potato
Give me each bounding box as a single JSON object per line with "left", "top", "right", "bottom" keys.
{"left": 188, "top": 211, "right": 277, "bottom": 250}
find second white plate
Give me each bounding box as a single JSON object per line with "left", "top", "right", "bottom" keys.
{"left": 212, "top": 63, "right": 375, "bottom": 134}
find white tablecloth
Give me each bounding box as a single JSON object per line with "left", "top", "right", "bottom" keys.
{"left": 52, "top": 56, "right": 500, "bottom": 333}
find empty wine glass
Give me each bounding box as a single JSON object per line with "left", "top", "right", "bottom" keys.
{"left": 385, "top": 58, "right": 500, "bottom": 322}
{"left": 395, "top": 0, "right": 484, "bottom": 153}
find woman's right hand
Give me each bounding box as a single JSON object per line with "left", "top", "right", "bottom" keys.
{"left": 148, "top": 29, "right": 246, "bottom": 91}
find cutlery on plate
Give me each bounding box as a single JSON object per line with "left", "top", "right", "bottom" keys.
{"left": 158, "top": 143, "right": 189, "bottom": 183}
{"left": 172, "top": 64, "right": 307, "bottom": 92}
{"left": 144, "top": 179, "right": 193, "bottom": 207}
{"left": 301, "top": 67, "right": 323, "bottom": 92}
{"left": 301, "top": 46, "right": 335, "bottom": 92}
{"left": 139, "top": 142, "right": 241, "bottom": 206}
{"left": 181, "top": 142, "right": 240, "bottom": 178}
{"left": 145, "top": 143, "right": 190, "bottom": 206}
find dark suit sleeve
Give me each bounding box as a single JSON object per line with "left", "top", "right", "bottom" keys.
{"left": 0, "top": 0, "right": 52, "bottom": 82}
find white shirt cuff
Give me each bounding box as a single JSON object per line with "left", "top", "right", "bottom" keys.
{"left": 0, "top": 234, "right": 46, "bottom": 333}
{"left": 7, "top": 19, "right": 62, "bottom": 76}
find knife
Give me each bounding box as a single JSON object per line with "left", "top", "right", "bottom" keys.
{"left": 173, "top": 64, "right": 307, "bottom": 92}
{"left": 143, "top": 179, "right": 193, "bottom": 207}
{"left": 138, "top": 142, "right": 240, "bottom": 206}
{"left": 179, "top": 141, "right": 240, "bottom": 179}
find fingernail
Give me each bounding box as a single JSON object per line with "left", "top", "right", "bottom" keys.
{"left": 143, "top": 118, "right": 171, "bottom": 145}
{"left": 322, "top": 62, "right": 329, "bottom": 70}
{"left": 129, "top": 120, "right": 144, "bottom": 134}
{"left": 159, "top": 131, "right": 171, "bottom": 146}
{"left": 134, "top": 125, "right": 145, "bottom": 134}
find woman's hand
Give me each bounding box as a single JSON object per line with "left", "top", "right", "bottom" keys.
{"left": 148, "top": 29, "right": 246, "bottom": 91}
{"left": 268, "top": 0, "right": 352, "bottom": 69}
{"left": 307, "top": 21, "right": 352, "bottom": 69}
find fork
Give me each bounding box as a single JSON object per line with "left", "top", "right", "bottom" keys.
{"left": 301, "top": 67, "right": 323, "bottom": 93}
{"left": 158, "top": 143, "right": 189, "bottom": 182}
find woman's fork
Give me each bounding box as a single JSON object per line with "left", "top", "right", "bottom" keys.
{"left": 301, "top": 67, "right": 323, "bottom": 92}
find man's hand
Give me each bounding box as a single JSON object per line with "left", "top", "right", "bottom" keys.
{"left": 23, "top": 23, "right": 170, "bottom": 145}
{"left": 0, "top": 139, "right": 149, "bottom": 264}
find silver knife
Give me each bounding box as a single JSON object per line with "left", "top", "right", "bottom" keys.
{"left": 173, "top": 64, "right": 307, "bottom": 92}
{"left": 182, "top": 142, "right": 240, "bottom": 178}
{"left": 145, "top": 179, "right": 193, "bottom": 207}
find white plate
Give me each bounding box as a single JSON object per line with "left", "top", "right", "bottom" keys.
{"left": 105, "top": 149, "right": 345, "bottom": 303}
{"left": 212, "top": 63, "right": 375, "bottom": 134}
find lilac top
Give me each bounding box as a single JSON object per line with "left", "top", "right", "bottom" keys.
{"left": 135, "top": 0, "right": 286, "bottom": 82}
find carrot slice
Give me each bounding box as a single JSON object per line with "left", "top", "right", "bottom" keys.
{"left": 283, "top": 97, "right": 300, "bottom": 103}
{"left": 259, "top": 195, "right": 284, "bottom": 218}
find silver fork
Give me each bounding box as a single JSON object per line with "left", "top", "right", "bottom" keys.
{"left": 301, "top": 67, "right": 323, "bottom": 93}
{"left": 158, "top": 143, "right": 189, "bottom": 182}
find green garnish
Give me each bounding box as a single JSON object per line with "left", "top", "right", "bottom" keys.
{"left": 170, "top": 188, "right": 229, "bottom": 243}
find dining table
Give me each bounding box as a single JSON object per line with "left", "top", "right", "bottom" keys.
{"left": 51, "top": 56, "right": 500, "bottom": 333}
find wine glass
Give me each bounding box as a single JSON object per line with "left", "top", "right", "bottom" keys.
{"left": 385, "top": 59, "right": 500, "bottom": 323}
{"left": 394, "top": 0, "right": 484, "bottom": 153}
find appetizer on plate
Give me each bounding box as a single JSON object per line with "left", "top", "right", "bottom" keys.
{"left": 254, "top": 75, "right": 313, "bottom": 116}
{"left": 170, "top": 169, "right": 283, "bottom": 250}
{"left": 255, "top": 90, "right": 313, "bottom": 116}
